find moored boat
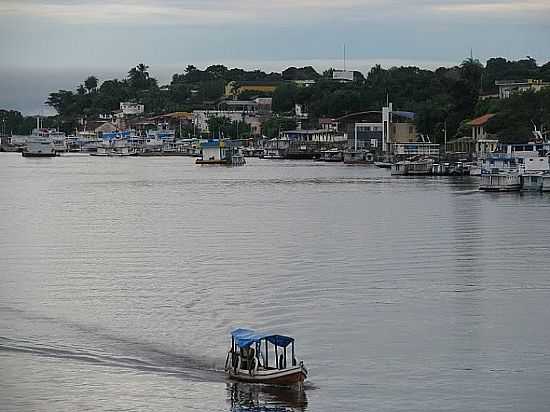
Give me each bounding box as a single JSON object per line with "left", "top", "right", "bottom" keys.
{"left": 225, "top": 328, "right": 308, "bottom": 387}
{"left": 479, "top": 171, "right": 522, "bottom": 191}
{"left": 374, "top": 161, "right": 392, "bottom": 169}
{"left": 391, "top": 159, "right": 433, "bottom": 176}
{"left": 343, "top": 150, "right": 374, "bottom": 164}
{"left": 22, "top": 136, "right": 57, "bottom": 157}
{"left": 196, "top": 139, "right": 246, "bottom": 166}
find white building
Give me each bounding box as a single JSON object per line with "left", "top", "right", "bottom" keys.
{"left": 495, "top": 79, "right": 550, "bottom": 99}
{"left": 192, "top": 110, "right": 262, "bottom": 136}
{"left": 392, "top": 143, "right": 440, "bottom": 157}
{"left": 281, "top": 129, "right": 346, "bottom": 142}
{"left": 333, "top": 70, "right": 354, "bottom": 82}
{"left": 120, "top": 102, "right": 145, "bottom": 115}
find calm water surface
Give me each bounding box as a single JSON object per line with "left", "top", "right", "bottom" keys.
{"left": 1, "top": 153, "right": 550, "bottom": 411}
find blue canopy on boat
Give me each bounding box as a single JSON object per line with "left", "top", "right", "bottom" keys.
{"left": 231, "top": 328, "right": 294, "bottom": 349}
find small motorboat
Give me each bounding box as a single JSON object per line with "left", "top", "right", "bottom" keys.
{"left": 374, "top": 161, "right": 392, "bottom": 169}
{"left": 225, "top": 328, "right": 308, "bottom": 387}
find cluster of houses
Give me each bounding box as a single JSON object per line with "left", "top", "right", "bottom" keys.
{"left": 2, "top": 76, "right": 549, "bottom": 183}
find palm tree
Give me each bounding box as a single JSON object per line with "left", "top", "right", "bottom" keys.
{"left": 84, "top": 76, "right": 98, "bottom": 93}
{"left": 128, "top": 64, "right": 150, "bottom": 89}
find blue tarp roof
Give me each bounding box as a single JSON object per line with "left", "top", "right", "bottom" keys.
{"left": 393, "top": 111, "right": 416, "bottom": 120}
{"left": 231, "top": 328, "right": 294, "bottom": 348}
{"left": 102, "top": 130, "right": 130, "bottom": 140}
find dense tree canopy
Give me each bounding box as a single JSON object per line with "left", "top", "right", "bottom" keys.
{"left": 485, "top": 89, "right": 550, "bottom": 143}
{"left": 18, "top": 57, "right": 547, "bottom": 140}
{"left": 206, "top": 116, "right": 251, "bottom": 139}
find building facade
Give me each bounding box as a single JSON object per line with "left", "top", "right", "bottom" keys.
{"left": 192, "top": 110, "right": 262, "bottom": 136}
{"left": 495, "top": 79, "right": 550, "bottom": 99}
{"left": 120, "top": 102, "right": 145, "bottom": 115}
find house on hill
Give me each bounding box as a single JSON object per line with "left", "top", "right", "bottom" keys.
{"left": 447, "top": 113, "right": 498, "bottom": 156}
{"left": 495, "top": 79, "right": 550, "bottom": 99}
{"left": 224, "top": 81, "right": 281, "bottom": 97}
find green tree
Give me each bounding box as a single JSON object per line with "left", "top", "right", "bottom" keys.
{"left": 84, "top": 76, "right": 98, "bottom": 93}
{"left": 206, "top": 116, "right": 232, "bottom": 138}
{"left": 273, "top": 83, "right": 299, "bottom": 113}
{"left": 128, "top": 64, "right": 155, "bottom": 90}
{"left": 486, "top": 89, "right": 550, "bottom": 143}
{"left": 261, "top": 117, "right": 297, "bottom": 138}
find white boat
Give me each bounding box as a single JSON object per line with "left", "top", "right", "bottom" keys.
{"left": 391, "top": 159, "right": 433, "bottom": 175}
{"left": 22, "top": 121, "right": 64, "bottom": 157}
{"left": 343, "top": 150, "right": 374, "bottom": 164}
{"left": 521, "top": 173, "right": 545, "bottom": 191}
{"left": 22, "top": 135, "right": 57, "bottom": 157}
{"left": 89, "top": 146, "right": 110, "bottom": 156}
{"left": 468, "top": 164, "right": 482, "bottom": 176}
{"left": 374, "top": 161, "right": 392, "bottom": 169}
{"left": 49, "top": 130, "right": 67, "bottom": 153}
{"left": 225, "top": 328, "right": 308, "bottom": 387}
{"left": 317, "top": 148, "right": 343, "bottom": 162}
{"left": 196, "top": 140, "right": 245, "bottom": 165}
{"left": 479, "top": 171, "right": 522, "bottom": 191}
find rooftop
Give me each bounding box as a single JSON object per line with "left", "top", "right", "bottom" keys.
{"left": 467, "top": 113, "right": 495, "bottom": 127}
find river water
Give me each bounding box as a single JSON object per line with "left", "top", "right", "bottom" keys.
{"left": 1, "top": 153, "right": 550, "bottom": 411}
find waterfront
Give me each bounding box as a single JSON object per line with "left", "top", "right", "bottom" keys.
{"left": 1, "top": 153, "right": 550, "bottom": 411}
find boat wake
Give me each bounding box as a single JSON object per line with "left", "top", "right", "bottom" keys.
{"left": 0, "top": 335, "right": 225, "bottom": 382}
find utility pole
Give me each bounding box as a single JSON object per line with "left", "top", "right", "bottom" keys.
{"left": 443, "top": 120, "right": 447, "bottom": 156}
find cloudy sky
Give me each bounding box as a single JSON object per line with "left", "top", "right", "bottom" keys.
{"left": 1, "top": 0, "right": 549, "bottom": 114}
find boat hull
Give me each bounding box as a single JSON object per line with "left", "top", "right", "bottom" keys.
{"left": 227, "top": 366, "right": 307, "bottom": 386}
{"left": 479, "top": 173, "right": 522, "bottom": 192}
{"left": 22, "top": 152, "right": 57, "bottom": 157}
{"left": 374, "top": 161, "right": 392, "bottom": 169}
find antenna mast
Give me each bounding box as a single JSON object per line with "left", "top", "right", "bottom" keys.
{"left": 343, "top": 44, "right": 346, "bottom": 71}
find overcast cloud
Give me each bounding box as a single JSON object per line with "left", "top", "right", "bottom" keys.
{"left": 1, "top": 0, "right": 549, "bottom": 113}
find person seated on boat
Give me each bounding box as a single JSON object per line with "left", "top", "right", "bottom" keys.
{"left": 247, "top": 348, "right": 256, "bottom": 375}
{"left": 279, "top": 353, "right": 286, "bottom": 370}
{"left": 239, "top": 347, "right": 249, "bottom": 370}
{"left": 239, "top": 347, "right": 256, "bottom": 370}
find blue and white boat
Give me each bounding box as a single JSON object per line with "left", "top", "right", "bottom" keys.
{"left": 225, "top": 328, "right": 308, "bottom": 386}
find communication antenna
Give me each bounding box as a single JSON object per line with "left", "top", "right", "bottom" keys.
{"left": 343, "top": 44, "right": 346, "bottom": 71}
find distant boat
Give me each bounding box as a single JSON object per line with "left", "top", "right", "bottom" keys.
{"left": 374, "top": 161, "right": 392, "bottom": 169}
{"left": 479, "top": 171, "right": 522, "bottom": 191}
{"left": 343, "top": 150, "right": 374, "bottom": 164}
{"left": 225, "top": 328, "right": 308, "bottom": 386}
{"left": 22, "top": 135, "right": 57, "bottom": 157}
{"left": 318, "top": 148, "right": 343, "bottom": 162}
{"left": 196, "top": 140, "right": 245, "bottom": 166}
{"left": 391, "top": 159, "right": 433, "bottom": 176}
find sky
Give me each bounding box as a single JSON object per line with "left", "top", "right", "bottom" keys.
{"left": 0, "top": 0, "right": 549, "bottom": 114}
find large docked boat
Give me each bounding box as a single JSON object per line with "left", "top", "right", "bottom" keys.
{"left": 196, "top": 140, "right": 246, "bottom": 165}
{"left": 22, "top": 120, "right": 65, "bottom": 157}
{"left": 343, "top": 150, "right": 374, "bottom": 164}
{"left": 225, "top": 328, "right": 308, "bottom": 386}
{"left": 391, "top": 158, "right": 434, "bottom": 175}
{"left": 22, "top": 135, "right": 57, "bottom": 157}
{"left": 479, "top": 170, "right": 522, "bottom": 191}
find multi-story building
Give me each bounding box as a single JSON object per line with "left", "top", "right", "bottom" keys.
{"left": 495, "top": 79, "right": 550, "bottom": 99}
{"left": 192, "top": 110, "right": 262, "bottom": 136}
